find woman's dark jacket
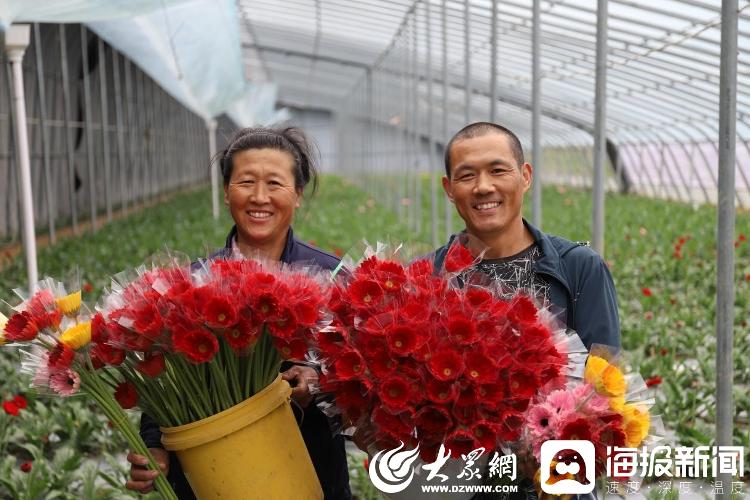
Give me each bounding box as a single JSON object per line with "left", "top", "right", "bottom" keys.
{"left": 139, "top": 226, "right": 351, "bottom": 499}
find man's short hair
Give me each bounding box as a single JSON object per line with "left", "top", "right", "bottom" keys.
{"left": 443, "top": 122, "right": 525, "bottom": 177}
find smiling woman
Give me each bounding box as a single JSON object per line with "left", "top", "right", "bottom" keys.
{"left": 128, "top": 127, "right": 351, "bottom": 500}
{"left": 220, "top": 127, "right": 319, "bottom": 261}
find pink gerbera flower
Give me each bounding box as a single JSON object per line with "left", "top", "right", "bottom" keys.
{"left": 49, "top": 369, "right": 81, "bottom": 397}
{"left": 526, "top": 403, "right": 555, "bottom": 437}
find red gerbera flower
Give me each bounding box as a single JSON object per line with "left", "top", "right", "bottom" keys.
{"left": 507, "top": 368, "right": 540, "bottom": 400}
{"left": 379, "top": 375, "right": 412, "bottom": 412}
{"left": 91, "top": 313, "right": 110, "bottom": 343}
{"left": 348, "top": 279, "right": 384, "bottom": 309}
{"left": 132, "top": 303, "right": 163, "bottom": 339}
{"left": 367, "top": 348, "right": 399, "bottom": 379}
{"left": 445, "top": 428, "right": 477, "bottom": 456}
{"left": 90, "top": 342, "right": 125, "bottom": 367}
{"left": 137, "top": 353, "right": 166, "bottom": 377}
{"left": 427, "top": 349, "right": 465, "bottom": 381}
{"left": 594, "top": 420, "right": 627, "bottom": 449}
{"left": 561, "top": 417, "right": 594, "bottom": 442}
{"left": 465, "top": 288, "right": 493, "bottom": 307}
{"left": 253, "top": 291, "right": 279, "bottom": 322}
{"left": 444, "top": 243, "right": 475, "bottom": 273}
{"left": 641, "top": 287, "right": 653, "bottom": 297}
{"left": 372, "top": 260, "right": 407, "bottom": 293}
{"left": 177, "top": 329, "right": 219, "bottom": 364}
{"left": 332, "top": 379, "right": 372, "bottom": 420}
{"left": 372, "top": 407, "right": 413, "bottom": 441}
{"left": 114, "top": 381, "right": 138, "bottom": 409}
{"left": 497, "top": 409, "right": 524, "bottom": 441}
{"left": 446, "top": 316, "right": 478, "bottom": 345}
{"left": 425, "top": 378, "right": 458, "bottom": 404}
{"left": 4, "top": 311, "right": 39, "bottom": 342}
{"left": 464, "top": 351, "right": 499, "bottom": 384}
{"left": 386, "top": 325, "right": 420, "bottom": 355}
{"left": 27, "top": 289, "right": 54, "bottom": 317}
{"left": 274, "top": 337, "right": 308, "bottom": 359}
{"left": 268, "top": 306, "right": 299, "bottom": 339}
{"left": 333, "top": 349, "right": 366, "bottom": 380}
{"left": 407, "top": 259, "right": 433, "bottom": 279}
{"left": 224, "top": 320, "right": 257, "bottom": 352}
{"left": 20, "top": 462, "right": 32, "bottom": 473}
{"left": 12, "top": 395, "right": 27, "bottom": 410}
{"left": 415, "top": 405, "right": 453, "bottom": 439}
{"left": 507, "top": 295, "right": 538, "bottom": 325}
{"left": 3, "top": 401, "right": 20, "bottom": 416}
{"left": 48, "top": 342, "right": 75, "bottom": 369}
{"left": 201, "top": 295, "right": 239, "bottom": 329}
{"left": 36, "top": 309, "right": 62, "bottom": 330}
{"left": 472, "top": 421, "right": 498, "bottom": 451}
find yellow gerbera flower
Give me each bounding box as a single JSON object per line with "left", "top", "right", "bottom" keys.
{"left": 56, "top": 291, "right": 82, "bottom": 316}
{"left": 0, "top": 312, "right": 7, "bottom": 346}
{"left": 60, "top": 321, "right": 92, "bottom": 350}
{"left": 584, "top": 355, "right": 626, "bottom": 397}
{"left": 609, "top": 395, "right": 626, "bottom": 412}
{"left": 622, "top": 403, "right": 650, "bottom": 447}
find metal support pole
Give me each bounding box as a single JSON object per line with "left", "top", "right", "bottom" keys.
{"left": 442, "top": 0, "right": 452, "bottom": 240}
{"left": 112, "top": 50, "right": 127, "bottom": 211}
{"left": 489, "top": 0, "right": 498, "bottom": 123}
{"left": 5, "top": 24, "right": 38, "bottom": 291}
{"left": 531, "top": 0, "right": 542, "bottom": 227}
{"left": 124, "top": 59, "right": 136, "bottom": 208}
{"left": 207, "top": 119, "right": 219, "bottom": 219}
{"left": 33, "top": 23, "right": 56, "bottom": 243}
{"left": 98, "top": 38, "right": 113, "bottom": 222}
{"left": 427, "top": 0, "right": 439, "bottom": 248}
{"left": 463, "top": 0, "right": 471, "bottom": 125}
{"left": 592, "top": 0, "right": 608, "bottom": 255}
{"left": 80, "top": 26, "right": 97, "bottom": 231}
{"left": 59, "top": 24, "right": 78, "bottom": 234}
{"left": 716, "top": 0, "right": 737, "bottom": 497}
{"left": 413, "top": 13, "right": 422, "bottom": 236}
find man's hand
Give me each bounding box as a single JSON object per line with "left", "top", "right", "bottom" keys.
{"left": 281, "top": 365, "right": 319, "bottom": 408}
{"left": 125, "top": 447, "right": 169, "bottom": 494}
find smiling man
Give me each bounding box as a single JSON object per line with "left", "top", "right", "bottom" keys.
{"left": 435, "top": 122, "right": 620, "bottom": 352}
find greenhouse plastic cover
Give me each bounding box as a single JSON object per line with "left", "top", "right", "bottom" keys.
{"left": 1, "top": 0, "right": 270, "bottom": 124}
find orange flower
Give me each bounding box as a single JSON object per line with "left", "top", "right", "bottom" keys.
{"left": 584, "top": 355, "right": 626, "bottom": 398}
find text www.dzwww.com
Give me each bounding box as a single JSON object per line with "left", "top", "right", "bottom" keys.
{"left": 420, "top": 484, "right": 519, "bottom": 493}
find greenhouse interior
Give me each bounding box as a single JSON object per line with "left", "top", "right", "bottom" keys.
{"left": 0, "top": 0, "right": 748, "bottom": 498}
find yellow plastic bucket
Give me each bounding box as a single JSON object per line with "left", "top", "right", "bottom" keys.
{"left": 160, "top": 376, "right": 323, "bottom": 499}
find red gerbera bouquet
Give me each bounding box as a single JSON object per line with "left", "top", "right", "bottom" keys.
{"left": 1, "top": 277, "right": 177, "bottom": 500}
{"left": 317, "top": 243, "right": 572, "bottom": 461}
{"left": 91, "top": 256, "right": 330, "bottom": 426}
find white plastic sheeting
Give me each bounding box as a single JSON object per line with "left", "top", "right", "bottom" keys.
{"left": 226, "top": 83, "right": 291, "bottom": 127}
{"left": 1, "top": 0, "right": 275, "bottom": 124}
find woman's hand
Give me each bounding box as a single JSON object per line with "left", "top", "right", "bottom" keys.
{"left": 281, "top": 365, "right": 319, "bottom": 408}
{"left": 125, "top": 448, "right": 169, "bottom": 494}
